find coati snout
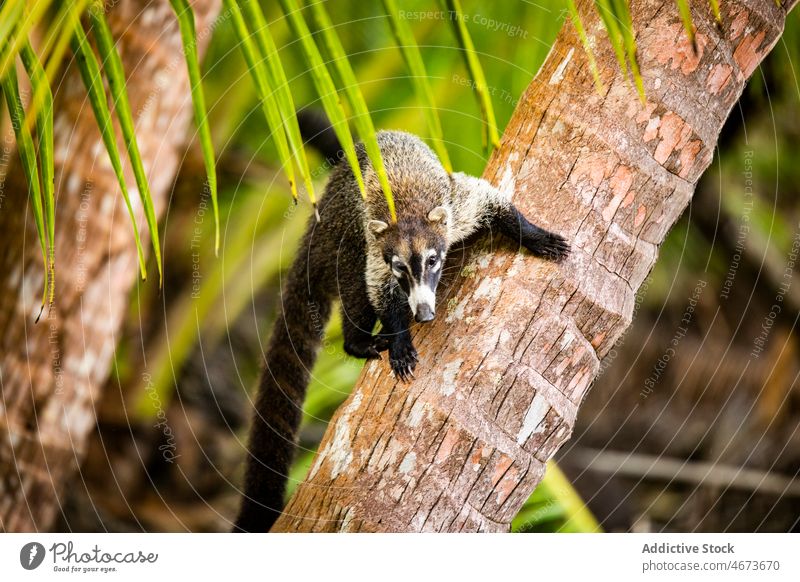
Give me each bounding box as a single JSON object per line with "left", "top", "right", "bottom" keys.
{"left": 369, "top": 206, "right": 449, "bottom": 323}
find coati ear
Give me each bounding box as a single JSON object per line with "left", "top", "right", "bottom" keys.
{"left": 428, "top": 206, "right": 449, "bottom": 225}
{"left": 368, "top": 220, "right": 390, "bottom": 237}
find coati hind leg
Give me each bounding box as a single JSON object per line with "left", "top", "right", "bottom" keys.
{"left": 340, "top": 283, "right": 386, "bottom": 359}
{"left": 493, "top": 203, "right": 570, "bottom": 262}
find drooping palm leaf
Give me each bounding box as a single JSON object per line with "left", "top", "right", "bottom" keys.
{"left": 675, "top": 0, "right": 697, "bottom": 52}
{"left": 611, "top": 0, "right": 645, "bottom": 101}
{"left": 19, "top": 41, "right": 55, "bottom": 304}
{"left": 240, "top": 0, "right": 317, "bottom": 209}
{"left": 169, "top": 0, "right": 220, "bottom": 254}
{"left": 1, "top": 69, "right": 49, "bottom": 318}
{"left": 512, "top": 461, "right": 602, "bottom": 533}
{"left": 0, "top": 0, "right": 24, "bottom": 40}
{"left": 71, "top": 19, "right": 148, "bottom": 280}
{"left": 87, "top": 8, "right": 163, "bottom": 283}
{"left": 441, "top": 0, "right": 500, "bottom": 152}
{"left": 0, "top": 0, "right": 54, "bottom": 81}
{"left": 224, "top": 0, "right": 300, "bottom": 204}
{"left": 708, "top": 0, "right": 721, "bottom": 24}
{"left": 278, "top": 0, "right": 368, "bottom": 205}
{"left": 308, "top": 1, "right": 397, "bottom": 222}
{"left": 594, "top": 0, "right": 644, "bottom": 101}
{"left": 16, "top": 0, "right": 92, "bottom": 143}
{"left": 38, "top": 0, "right": 92, "bottom": 110}
{"left": 566, "top": 0, "right": 605, "bottom": 93}
{"left": 381, "top": 0, "right": 452, "bottom": 172}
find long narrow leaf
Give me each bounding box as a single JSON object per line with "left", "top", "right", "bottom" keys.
{"left": 2, "top": 69, "right": 49, "bottom": 319}
{"left": 308, "top": 1, "right": 397, "bottom": 222}
{"left": 708, "top": 0, "right": 721, "bottom": 24}
{"left": 612, "top": 0, "right": 645, "bottom": 101}
{"left": 224, "top": 0, "right": 299, "bottom": 204}
{"left": 675, "top": 0, "right": 697, "bottom": 52}
{"left": 88, "top": 8, "right": 163, "bottom": 284}
{"left": 71, "top": 21, "right": 148, "bottom": 280}
{"left": 0, "top": 0, "right": 26, "bottom": 79}
{"left": 0, "top": 0, "right": 54, "bottom": 81}
{"left": 381, "top": 0, "right": 452, "bottom": 172}
{"left": 169, "top": 0, "right": 220, "bottom": 254}
{"left": 19, "top": 0, "right": 91, "bottom": 146}
{"left": 566, "top": 0, "right": 605, "bottom": 93}
{"left": 0, "top": 0, "right": 23, "bottom": 40}
{"left": 442, "top": 0, "right": 500, "bottom": 152}
{"left": 593, "top": 0, "right": 628, "bottom": 82}
{"left": 240, "top": 0, "right": 316, "bottom": 208}
{"left": 19, "top": 41, "right": 56, "bottom": 304}
{"left": 42, "top": 0, "right": 91, "bottom": 69}
{"left": 278, "top": 0, "right": 367, "bottom": 203}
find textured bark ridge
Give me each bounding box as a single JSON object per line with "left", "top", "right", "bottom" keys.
{"left": 0, "top": 0, "right": 220, "bottom": 532}
{"left": 274, "top": 0, "right": 796, "bottom": 532}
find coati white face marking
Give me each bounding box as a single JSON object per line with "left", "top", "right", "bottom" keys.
{"left": 392, "top": 249, "right": 442, "bottom": 322}
{"left": 370, "top": 206, "right": 449, "bottom": 323}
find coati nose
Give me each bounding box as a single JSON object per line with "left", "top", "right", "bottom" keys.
{"left": 415, "top": 304, "right": 435, "bottom": 323}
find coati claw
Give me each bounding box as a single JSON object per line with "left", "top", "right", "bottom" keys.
{"left": 389, "top": 339, "right": 418, "bottom": 382}
{"left": 344, "top": 338, "right": 383, "bottom": 360}
{"left": 530, "top": 232, "right": 570, "bottom": 262}
{"left": 371, "top": 335, "right": 391, "bottom": 352}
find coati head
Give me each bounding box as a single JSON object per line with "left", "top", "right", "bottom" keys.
{"left": 369, "top": 206, "right": 450, "bottom": 323}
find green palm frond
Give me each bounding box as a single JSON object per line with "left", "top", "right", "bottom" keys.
{"left": 381, "top": 0, "right": 452, "bottom": 172}
{"left": 512, "top": 461, "right": 602, "bottom": 533}
{"left": 34, "top": 0, "right": 92, "bottom": 126}
{"left": 0, "top": 2, "right": 25, "bottom": 71}
{"left": 440, "top": 0, "right": 500, "bottom": 152}
{"left": 225, "top": 0, "right": 300, "bottom": 206}
{"left": 566, "top": 0, "right": 605, "bottom": 93}
{"left": 169, "top": 0, "right": 220, "bottom": 255}
{"left": 593, "top": 0, "right": 644, "bottom": 102}
{"left": 308, "top": 1, "right": 397, "bottom": 222}
{"left": 676, "top": 0, "right": 697, "bottom": 52}
{"left": 278, "top": 0, "right": 368, "bottom": 211}
{"left": 0, "top": 0, "right": 54, "bottom": 81}
{"left": 19, "top": 42, "right": 55, "bottom": 305}
{"left": 708, "top": 0, "right": 721, "bottom": 24}
{"left": 1, "top": 68, "right": 49, "bottom": 318}
{"left": 71, "top": 17, "right": 148, "bottom": 281}
{"left": 240, "top": 0, "right": 316, "bottom": 211}
{"left": 88, "top": 8, "right": 163, "bottom": 284}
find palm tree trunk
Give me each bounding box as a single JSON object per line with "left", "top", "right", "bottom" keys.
{"left": 273, "top": 0, "right": 798, "bottom": 532}
{"left": 0, "top": 0, "right": 220, "bottom": 532}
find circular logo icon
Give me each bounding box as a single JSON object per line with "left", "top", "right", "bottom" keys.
{"left": 19, "top": 542, "right": 46, "bottom": 570}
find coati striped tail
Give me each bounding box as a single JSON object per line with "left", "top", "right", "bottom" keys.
{"left": 234, "top": 249, "right": 331, "bottom": 532}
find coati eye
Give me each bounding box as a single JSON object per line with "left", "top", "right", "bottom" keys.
{"left": 391, "top": 257, "right": 407, "bottom": 277}
{"left": 427, "top": 255, "right": 438, "bottom": 268}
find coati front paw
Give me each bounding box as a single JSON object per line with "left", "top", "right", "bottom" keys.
{"left": 528, "top": 232, "right": 571, "bottom": 262}
{"left": 389, "top": 338, "right": 418, "bottom": 382}
{"left": 344, "top": 334, "right": 392, "bottom": 360}
{"left": 344, "top": 336, "right": 382, "bottom": 360}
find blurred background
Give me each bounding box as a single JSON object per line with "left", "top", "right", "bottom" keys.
{"left": 50, "top": 1, "right": 800, "bottom": 532}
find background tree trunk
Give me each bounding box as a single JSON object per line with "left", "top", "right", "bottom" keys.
{"left": 273, "top": 0, "right": 798, "bottom": 532}
{"left": 0, "top": 0, "right": 220, "bottom": 532}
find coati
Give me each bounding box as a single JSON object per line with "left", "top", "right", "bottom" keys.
{"left": 234, "top": 113, "right": 570, "bottom": 532}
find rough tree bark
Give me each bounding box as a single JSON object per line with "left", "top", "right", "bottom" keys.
{"left": 273, "top": 0, "right": 798, "bottom": 532}
{"left": 0, "top": 0, "right": 220, "bottom": 532}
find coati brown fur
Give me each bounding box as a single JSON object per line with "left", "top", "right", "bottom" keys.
{"left": 234, "top": 117, "right": 570, "bottom": 532}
